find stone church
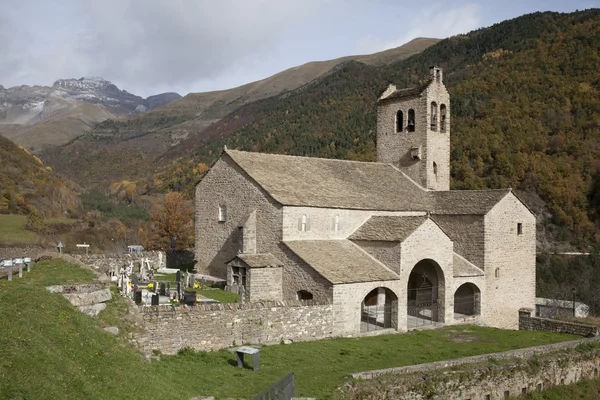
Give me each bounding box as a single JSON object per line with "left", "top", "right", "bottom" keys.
{"left": 195, "top": 66, "right": 535, "bottom": 335}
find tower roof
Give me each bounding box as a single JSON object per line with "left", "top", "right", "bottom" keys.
{"left": 378, "top": 80, "right": 432, "bottom": 103}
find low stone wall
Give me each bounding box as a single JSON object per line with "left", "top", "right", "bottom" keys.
{"left": 519, "top": 308, "right": 599, "bottom": 337}
{"left": 135, "top": 300, "right": 334, "bottom": 355}
{"left": 70, "top": 251, "right": 165, "bottom": 275}
{"left": 0, "top": 246, "right": 49, "bottom": 259}
{"left": 346, "top": 338, "right": 600, "bottom": 399}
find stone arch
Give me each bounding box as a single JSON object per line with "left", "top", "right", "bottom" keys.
{"left": 297, "top": 290, "right": 313, "bottom": 300}
{"left": 407, "top": 259, "right": 445, "bottom": 328}
{"left": 440, "top": 104, "right": 447, "bottom": 132}
{"left": 453, "top": 282, "right": 481, "bottom": 317}
{"left": 360, "top": 287, "right": 398, "bottom": 332}
{"left": 430, "top": 101, "right": 438, "bottom": 131}
{"left": 396, "top": 110, "right": 403, "bottom": 132}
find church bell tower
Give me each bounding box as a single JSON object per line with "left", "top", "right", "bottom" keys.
{"left": 376, "top": 66, "right": 450, "bottom": 191}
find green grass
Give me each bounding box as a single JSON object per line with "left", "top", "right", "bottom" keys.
{"left": 0, "top": 259, "right": 582, "bottom": 399}
{"left": 197, "top": 288, "right": 240, "bottom": 303}
{"left": 0, "top": 214, "right": 39, "bottom": 245}
{"left": 0, "top": 214, "right": 77, "bottom": 245}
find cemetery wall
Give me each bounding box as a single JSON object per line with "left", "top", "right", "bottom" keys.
{"left": 348, "top": 337, "right": 600, "bottom": 399}
{"left": 0, "top": 246, "right": 48, "bottom": 259}
{"left": 135, "top": 300, "right": 334, "bottom": 355}
{"left": 70, "top": 251, "right": 165, "bottom": 274}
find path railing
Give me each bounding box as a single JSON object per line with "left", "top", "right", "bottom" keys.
{"left": 0, "top": 257, "right": 34, "bottom": 280}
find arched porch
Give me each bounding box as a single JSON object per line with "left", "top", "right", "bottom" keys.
{"left": 407, "top": 259, "right": 446, "bottom": 329}
{"left": 360, "top": 287, "right": 398, "bottom": 332}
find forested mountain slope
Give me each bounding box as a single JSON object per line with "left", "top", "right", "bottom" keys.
{"left": 153, "top": 9, "right": 600, "bottom": 246}
{"left": 40, "top": 39, "right": 439, "bottom": 188}
{"left": 0, "top": 135, "right": 80, "bottom": 216}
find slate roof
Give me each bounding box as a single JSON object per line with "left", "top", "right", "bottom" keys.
{"left": 429, "top": 189, "right": 511, "bottom": 215}
{"left": 225, "top": 150, "right": 428, "bottom": 211}
{"left": 237, "top": 253, "right": 282, "bottom": 268}
{"left": 349, "top": 216, "right": 428, "bottom": 242}
{"left": 378, "top": 80, "right": 432, "bottom": 103}
{"left": 283, "top": 240, "right": 400, "bottom": 284}
{"left": 453, "top": 253, "right": 485, "bottom": 277}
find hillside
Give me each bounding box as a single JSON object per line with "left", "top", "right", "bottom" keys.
{"left": 0, "top": 78, "right": 181, "bottom": 149}
{"left": 146, "top": 10, "right": 600, "bottom": 248}
{"left": 40, "top": 38, "right": 439, "bottom": 187}
{"left": 0, "top": 135, "right": 80, "bottom": 217}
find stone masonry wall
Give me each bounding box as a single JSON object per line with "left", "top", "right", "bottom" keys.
{"left": 483, "top": 192, "right": 536, "bottom": 329}
{"left": 194, "top": 156, "right": 282, "bottom": 280}
{"left": 135, "top": 301, "right": 333, "bottom": 355}
{"left": 70, "top": 251, "right": 165, "bottom": 275}
{"left": 377, "top": 70, "right": 450, "bottom": 191}
{"left": 248, "top": 267, "right": 282, "bottom": 302}
{"left": 347, "top": 337, "right": 600, "bottom": 399}
{"left": 519, "top": 309, "right": 599, "bottom": 337}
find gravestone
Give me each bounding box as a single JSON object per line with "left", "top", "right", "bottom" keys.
{"left": 151, "top": 294, "right": 159, "bottom": 306}
{"left": 176, "top": 270, "right": 181, "bottom": 283}
{"left": 201, "top": 277, "right": 206, "bottom": 290}
{"left": 160, "top": 283, "right": 166, "bottom": 296}
{"left": 166, "top": 282, "right": 171, "bottom": 297}
{"left": 134, "top": 291, "right": 142, "bottom": 305}
{"left": 5, "top": 259, "right": 13, "bottom": 281}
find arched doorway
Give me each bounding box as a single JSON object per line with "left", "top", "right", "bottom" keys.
{"left": 453, "top": 283, "right": 481, "bottom": 318}
{"left": 360, "top": 287, "right": 398, "bottom": 332}
{"left": 407, "top": 259, "right": 445, "bottom": 328}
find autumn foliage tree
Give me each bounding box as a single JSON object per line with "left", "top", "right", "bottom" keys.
{"left": 150, "top": 192, "right": 194, "bottom": 250}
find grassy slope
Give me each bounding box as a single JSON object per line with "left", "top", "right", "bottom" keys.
{"left": 0, "top": 259, "right": 581, "bottom": 399}
{"left": 0, "top": 214, "right": 78, "bottom": 246}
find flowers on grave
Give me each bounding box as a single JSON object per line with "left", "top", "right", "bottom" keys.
{"left": 147, "top": 283, "right": 154, "bottom": 289}
{"left": 194, "top": 283, "right": 200, "bottom": 289}
{"left": 169, "top": 297, "right": 179, "bottom": 308}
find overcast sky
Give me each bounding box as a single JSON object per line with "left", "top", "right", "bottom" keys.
{"left": 0, "top": 0, "right": 596, "bottom": 97}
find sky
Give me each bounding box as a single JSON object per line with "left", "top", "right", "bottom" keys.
{"left": 0, "top": 0, "right": 597, "bottom": 98}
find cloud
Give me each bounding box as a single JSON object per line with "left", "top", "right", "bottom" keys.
{"left": 356, "top": 2, "right": 482, "bottom": 54}
{"left": 0, "top": 0, "right": 331, "bottom": 96}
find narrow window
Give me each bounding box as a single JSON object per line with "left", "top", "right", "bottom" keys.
{"left": 440, "top": 104, "right": 447, "bottom": 132}
{"left": 537, "top": 383, "right": 543, "bottom": 392}
{"left": 301, "top": 214, "right": 307, "bottom": 232}
{"left": 396, "top": 110, "right": 403, "bottom": 132}
{"left": 433, "top": 162, "right": 438, "bottom": 179}
{"left": 334, "top": 214, "right": 340, "bottom": 232}
{"left": 495, "top": 268, "right": 500, "bottom": 278}
{"left": 522, "top": 388, "right": 527, "bottom": 395}
{"left": 517, "top": 223, "right": 523, "bottom": 235}
{"left": 504, "top": 390, "right": 510, "bottom": 399}
{"left": 561, "top": 379, "right": 565, "bottom": 385}
{"left": 485, "top": 395, "right": 490, "bottom": 400}
{"left": 436, "top": 69, "right": 441, "bottom": 82}
{"left": 430, "top": 102, "right": 438, "bottom": 131}
{"left": 218, "top": 205, "right": 228, "bottom": 222}
{"left": 407, "top": 109, "right": 415, "bottom": 132}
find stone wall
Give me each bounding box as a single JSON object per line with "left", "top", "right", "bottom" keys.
{"left": 483, "top": 192, "right": 536, "bottom": 329}
{"left": 0, "top": 246, "right": 49, "bottom": 259}
{"left": 519, "top": 309, "right": 599, "bottom": 337}
{"left": 70, "top": 251, "right": 165, "bottom": 275}
{"left": 347, "top": 337, "right": 600, "bottom": 399}
{"left": 135, "top": 300, "right": 333, "bottom": 355}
